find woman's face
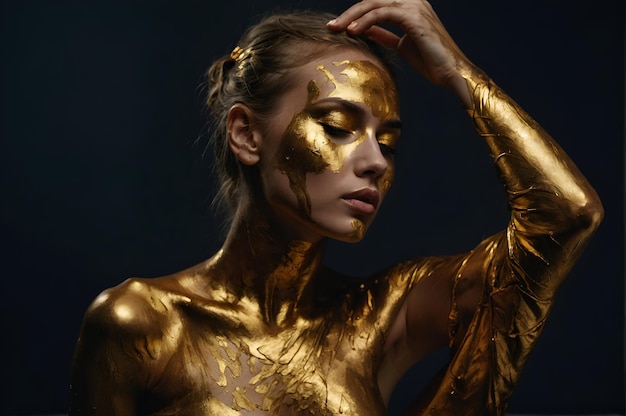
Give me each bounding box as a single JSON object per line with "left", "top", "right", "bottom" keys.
{"left": 258, "top": 49, "right": 401, "bottom": 243}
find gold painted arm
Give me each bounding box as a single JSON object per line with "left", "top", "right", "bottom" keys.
{"left": 404, "top": 66, "right": 604, "bottom": 415}
{"left": 461, "top": 65, "right": 603, "bottom": 297}
{"left": 69, "top": 301, "right": 140, "bottom": 415}
{"left": 69, "top": 281, "right": 166, "bottom": 415}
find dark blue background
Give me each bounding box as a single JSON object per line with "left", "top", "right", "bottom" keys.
{"left": 1, "top": 0, "right": 623, "bottom": 414}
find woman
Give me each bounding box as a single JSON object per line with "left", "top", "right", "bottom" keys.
{"left": 69, "top": 1, "right": 603, "bottom": 415}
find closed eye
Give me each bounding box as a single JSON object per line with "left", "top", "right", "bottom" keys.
{"left": 321, "top": 123, "right": 353, "bottom": 139}
{"left": 378, "top": 142, "right": 395, "bottom": 156}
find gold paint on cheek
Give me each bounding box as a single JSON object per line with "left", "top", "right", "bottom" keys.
{"left": 274, "top": 80, "right": 329, "bottom": 215}
{"left": 276, "top": 81, "right": 363, "bottom": 214}
{"left": 276, "top": 113, "right": 327, "bottom": 215}
{"left": 379, "top": 162, "right": 394, "bottom": 195}
{"left": 300, "top": 116, "right": 360, "bottom": 173}
{"left": 274, "top": 61, "right": 399, "bottom": 215}
{"left": 317, "top": 132, "right": 364, "bottom": 173}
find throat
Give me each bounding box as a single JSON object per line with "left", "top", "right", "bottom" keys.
{"left": 216, "top": 211, "right": 327, "bottom": 326}
{"left": 261, "top": 239, "right": 323, "bottom": 325}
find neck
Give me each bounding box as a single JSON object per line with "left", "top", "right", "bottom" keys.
{"left": 211, "top": 198, "right": 327, "bottom": 326}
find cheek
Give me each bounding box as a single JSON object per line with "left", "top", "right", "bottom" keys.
{"left": 380, "top": 161, "right": 394, "bottom": 195}
{"left": 273, "top": 115, "right": 327, "bottom": 216}
{"left": 273, "top": 114, "right": 357, "bottom": 216}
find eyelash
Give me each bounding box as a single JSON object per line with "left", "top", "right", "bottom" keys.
{"left": 379, "top": 142, "right": 395, "bottom": 156}
{"left": 321, "top": 123, "right": 396, "bottom": 156}
{"left": 321, "top": 123, "right": 352, "bottom": 138}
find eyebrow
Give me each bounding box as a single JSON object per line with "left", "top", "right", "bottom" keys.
{"left": 309, "top": 98, "right": 403, "bottom": 131}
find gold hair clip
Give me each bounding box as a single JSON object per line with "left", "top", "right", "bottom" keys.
{"left": 230, "top": 46, "right": 251, "bottom": 62}
{"left": 230, "top": 46, "right": 253, "bottom": 77}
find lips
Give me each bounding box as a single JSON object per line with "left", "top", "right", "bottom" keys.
{"left": 342, "top": 188, "right": 380, "bottom": 215}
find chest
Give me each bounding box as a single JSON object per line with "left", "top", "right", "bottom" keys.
{"left": 147, "top": 308, "right": 387, "bottom": 415}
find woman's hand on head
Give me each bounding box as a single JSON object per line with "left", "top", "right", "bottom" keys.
{"left": 327, "top": 0, "right": 474, "bottom": 106}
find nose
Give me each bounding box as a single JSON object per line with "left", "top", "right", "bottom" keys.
{"left": 353, "top": 131, "right": 388, "bottom": 178}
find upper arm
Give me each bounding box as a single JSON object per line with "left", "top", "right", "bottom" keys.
{"left": 69, "top": 279, "right": 170, "bottom": 415}
{"left": 378, "top": 253, "right": 481, "bottom": 400}
{"left": 384, "top": 206, "right": 601, "bottom": 392}
{"left": 384, "top": 252, "right": 483, "bottom": 362}
{"left": 387, "top": 186, "right": 604, "bottom": 363}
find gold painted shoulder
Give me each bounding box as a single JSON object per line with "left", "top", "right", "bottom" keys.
{"left": 84, "top": 277, "right": 180, "bottom": 338}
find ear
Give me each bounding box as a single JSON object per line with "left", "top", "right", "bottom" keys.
{"left": 227, "top": 103, "right": 262, "bottom": 166}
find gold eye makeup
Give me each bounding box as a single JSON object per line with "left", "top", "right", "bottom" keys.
{"left": 305, "top": 106, "right": 356, "bottom": 142}
{"left": 275, "top": 59, "right": 400, "bottom": 216}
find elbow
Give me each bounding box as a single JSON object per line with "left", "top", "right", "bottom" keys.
{"left": 589, "top": 196, "right": 604, "bottom": 229}
{"left": 571, "top": 190, "right": 604, "bottom": 235}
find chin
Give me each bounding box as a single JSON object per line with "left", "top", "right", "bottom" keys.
{"left": 335, "top": 234, "right": 365, "bottom": 244}
{"left": 327, "top": 219, "right": 368, "bottom": 243}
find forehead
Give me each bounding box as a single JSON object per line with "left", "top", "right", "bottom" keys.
{"left": 293, "top": 50, "right": 399, "bottom": 115}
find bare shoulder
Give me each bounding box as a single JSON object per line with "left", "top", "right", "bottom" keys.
{"left": 83, "top": 277, "right": 182, "bottom": 337}
{"left": 81, "top": 253, "right": 243, "bottom": 341}
{"left": 70, "top": 264, "right": 232, "bottom": 413}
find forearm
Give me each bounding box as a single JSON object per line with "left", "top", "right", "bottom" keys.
{"left": 457, "top": 64, "right": 603, "bottom": 297}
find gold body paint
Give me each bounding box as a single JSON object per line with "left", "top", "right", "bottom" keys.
{"left": 69, "top": 59, "right": 601, "bottom": 415}
{"left": 276, "top": 60, "right": 399, "bottom": 217}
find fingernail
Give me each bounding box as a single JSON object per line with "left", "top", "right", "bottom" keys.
{"left": 326, "top": 19, "right": 337, "bottom": 26}
{"left": 347, "top": 21, "right": 358, "bottom": 30}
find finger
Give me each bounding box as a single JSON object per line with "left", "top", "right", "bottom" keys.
{"left": 328, "top": 0, "right": 411, "bottom": 35}
{"left": 363, "top": 25, "right": 401, "bottom": 49}
{"left": 326, "top": 1, "right": 381, "bottom": 30}
{"left": 341, "top": 5, "right": 418, "bottom": 38}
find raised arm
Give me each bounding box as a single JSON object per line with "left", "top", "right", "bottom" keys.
{"left": 329, "top": 1, "right": 603, "bottom": 413}
{"left": 328, "top": 0, "right": 603, "bottom": 237}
